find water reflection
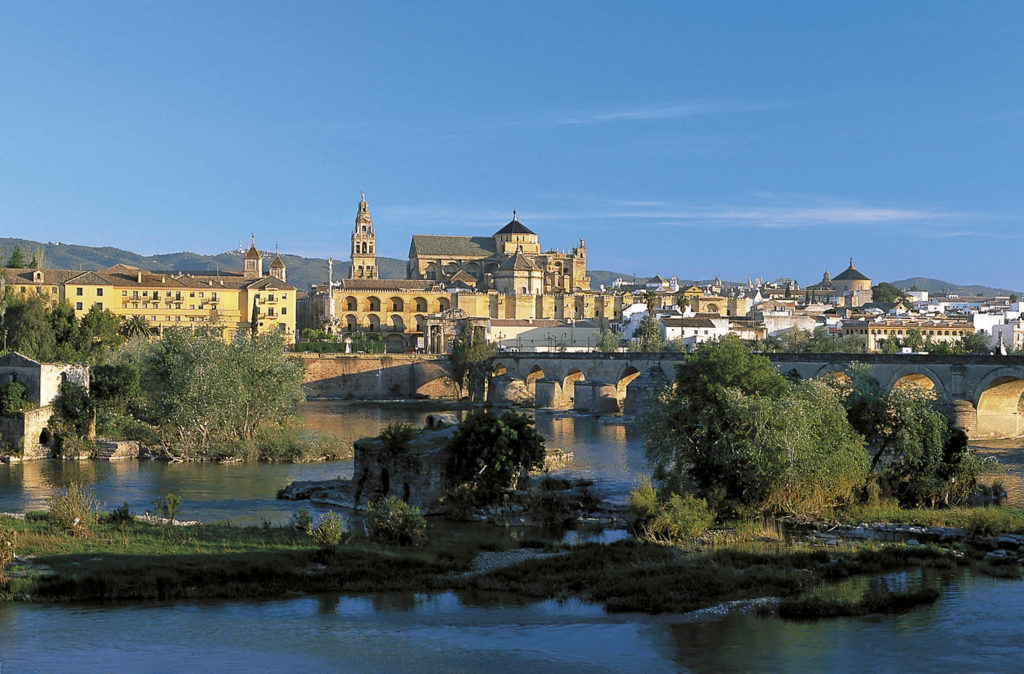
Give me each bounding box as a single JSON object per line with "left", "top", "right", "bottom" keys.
{"left": 3, "top": 573, "right": 1024, "bottom": 672}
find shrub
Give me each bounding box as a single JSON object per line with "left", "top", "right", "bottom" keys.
{"left": 48, "top": 482, "right": 100, "bottom": 537}
{"left": 379, "top": 423, "right": 416, "bottom": 458}
{"left": 290, "top": 506, "right": 313, "bottom": 532}
{"left": 445, "top": 409, "right": 546, "bottom": 505}
{"left": 630, "top": 482, "right": 715, "bottom": 543}
{"left": 106, "top": 501, "right": 135, "bottom": 526}
{"left": 365, "top": 495, "right": 427, "bottom": 546}
{"left": 309, "top": 511, "right": 346, "bottom": 549}
{"left": 153, "top": 493, "right": 182, "bottom": 522}
{"left": 0, "top": 524, "right": 15, "bottom": 585}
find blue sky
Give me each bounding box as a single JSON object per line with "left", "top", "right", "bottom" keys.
{"left": 2, "top": 2, "right": 1023, "bottom": 288}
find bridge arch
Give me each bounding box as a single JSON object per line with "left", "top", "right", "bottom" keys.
{"left": 884, "top": 366, "right": 946, "bottom": 397}
{"left": 973, "top": 369, "right": 1024, "bottom": 437}
{"left": 616, "top": 365, "right": 642, "bottom": 402}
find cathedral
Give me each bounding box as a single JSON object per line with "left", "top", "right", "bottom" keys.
{"left": 308, "top": 195, "right": 622, "bottom": 353}
{"left": 407, "top": 211, "right": 590, "bottom": 293}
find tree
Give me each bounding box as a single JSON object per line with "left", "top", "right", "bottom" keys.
{"left": 675, "top": 294, "right": 689, "bottom": 312}
{"left": 836, "top": 363, "right": 981, "bottom": 507}
{"left": 445, "top": 408, "right": 546, "bottom": 504}
{"left": 79, "top": 305, "right": 123, "bottom": 360}
{"left": 48, "top": 302, "right": 82, "bottom": 361}
{"left": 28, "top": 246, "right": 45, "bottom": 270}
{"left": 596, "top": 329, "right": 622, "bottom": 353}
{"left": 1010, "top": 293, "right": 1019, "bottom": 303}
{"left": 6, "top": 247, "right": 25, "bottom": 269}
{"left": 51, "top": 380, "right": 95, "bottom": 437}
{"left": 3, "top": 296, "right": 57, "bottom": 361}
{"left": 959, "top": 331, "right": 991, "bottom": 355}
{"left": 250, "top": 297, "right": 260, "bottom": 336}
{"left": 144, "top": 329, "right": 304, "bottom": 450}
{"left": 641, "top": 338, "right": 867, "bottom": 518}
{"left": 631, "top": 315, "right": 664, "bottom": 352}
{"left": 872, "top": 282, "right": 910, "bottom": 304}
{"left": 121, "top": 315, "right": 151, "bottom": 339}
{"left": 449, "top": 322, "right": 496, "bottom": 398}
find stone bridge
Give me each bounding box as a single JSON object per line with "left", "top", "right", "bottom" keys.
{"left": 487, "top": 352, "right": 1024, "bottom": 439}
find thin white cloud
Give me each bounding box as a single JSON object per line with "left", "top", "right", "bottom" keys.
{"left": 553, "top": 99, "right": 783, "bottom": 126}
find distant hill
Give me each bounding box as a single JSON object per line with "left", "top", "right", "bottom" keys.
{"left": 887, "top": 277, "right": 1017, "bottom": 298}
{"left": 7, "top": 238, "right": 1009, "bottom": 298}
{"left": 0, "top": 238, "right": 407, "bottom": 292}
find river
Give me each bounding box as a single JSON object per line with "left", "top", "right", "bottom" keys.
{"left": 0, "top": 401, "right": 1022, "bottom": 671}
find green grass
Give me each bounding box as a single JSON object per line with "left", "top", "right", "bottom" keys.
{"left": 459, "top": 539, "right": 961, "bottom": 614}
{"left": 0, "top": 512, "right": 1009, "bottom": 615}
{"left": 836, "top": 505, "right": 1024, "bottom": 534}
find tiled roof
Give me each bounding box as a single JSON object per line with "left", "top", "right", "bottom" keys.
{"left": 662, "top": 317, "right": 717, "bottom": 328}
{"left": 4, "top": 268, "right": 81, "bottom": 285}
{"left": 494, "top": 219, "right": 535, "bottom": 236}
{"left": 498, "top": 249, "right": 539, "bottom": 272}
{"left": 409, "top": 235, "right": 495, "bottom": 258}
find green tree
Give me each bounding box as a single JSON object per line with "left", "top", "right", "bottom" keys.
{"left": 903, "top": 329, "right": 925, "bottom": 352}
{"left": 3, "top": 296, "right": 57, "bottom": 360}
{"left": 79, "top": 305, "right": 123, "bottom": 360}
{"left": 47, "top": 302, "right": 83, "bottom": 361}
{"left": 0, "top": 381, "right": 29, "bottom": 414}
{"left": 121, "top": 315, "right": 151, "bottom": 339}
{"left": 250, "top": 297, "right": 260, "bottom": 336}
{"left": 445, "top": 408, "right": 546, "bottom": 504}
{"left": 642, "top": 338, "right": 867, "bottom": 518}
{"left": 449, "top": 322, "right": 496, "bottom": 398}
{"left": 596, "top": 329, "right": 622, "bottom": 353}
{"left": 144, "top": 329, "right": 304, "bottom": 450}
{"left": 872, "top": 282, "right": 910, "bottom": 304}
{"left": 91, "top": 362, "right": 142, "bottom": 411}
{"left": 631, "top": 315, "right": 665, "bottom": 352}
{"left": 836, "top": 364, "right": 980, "bottom": 507}
{"left": 51, "top": 380, "right": 95, "bottom": 437}
{"left": 6, "top": 246, "right": 25, "bottom": 269}
{"left": 959, "top": 331, "right": 991, "bottom": 355}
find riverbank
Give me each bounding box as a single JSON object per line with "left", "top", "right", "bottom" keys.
{"left": 3, "top": 510, "right": 1022, "bottom": 614}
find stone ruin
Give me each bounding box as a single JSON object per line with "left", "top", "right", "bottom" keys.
{"left": 351, "top": 413, "right": 460, "bottom": 513}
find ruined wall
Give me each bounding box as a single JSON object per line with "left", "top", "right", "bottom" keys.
{"left": 1, "top": 407, "right": 55, "bottom": 459}
{"left": 298, "top": 353, "right": 458, "bottom": 400}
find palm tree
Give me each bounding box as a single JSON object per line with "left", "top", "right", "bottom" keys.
{"left": 121, "top": 315, "right": 150, "bottom": 339}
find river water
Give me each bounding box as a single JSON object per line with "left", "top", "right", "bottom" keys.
{"left": 1, "top": 401, "right": 1023, "bottom": 671}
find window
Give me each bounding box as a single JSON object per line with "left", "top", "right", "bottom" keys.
{"left": 97, "top": 303, "right": 103, "bottom": 310}
{"left": 76, "top": 287, "right": 83, "bottom": 296}
{"left": 282, "top": 307, "right": 287, "bottom": 315}
{"left": 97, "top": 288, "right": 103, "bottom": 297}
{"left": 199, "top": 292, "right": 204, "bottom": 297}
{"left": 190, "top": 292, "right": 195, "bottom": 297}
{"left": 122, "top": 290, "right": 128, "bottom": 296}
{"left": 75, "top": 302, "right": 82, "bottom": 310}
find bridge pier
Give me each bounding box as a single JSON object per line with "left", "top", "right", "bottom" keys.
{"left": 573, "top": 380, "right": 619, "bottom": 414}
{"left": 535, "top": 379, "right": 569, "bottom": 409}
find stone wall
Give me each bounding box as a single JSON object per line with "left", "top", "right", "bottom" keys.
{"left": 298, "top": 353, "right": 458, "bottom": 400}
{"left": 1, "top": 407, "right": 55, "bottom": 459}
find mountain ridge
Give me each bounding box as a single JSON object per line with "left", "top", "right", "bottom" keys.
{"left": 0, "top": 238, "right": 1014, "bottom": 299}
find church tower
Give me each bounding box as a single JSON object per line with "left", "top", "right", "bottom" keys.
{"left": 243, "top": 234, "right": 263, "bottom": 279}
{"left": 350, "top": 193, "right": 377, "bottom": 279}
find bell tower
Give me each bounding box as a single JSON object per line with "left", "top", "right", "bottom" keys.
{"left": 350, "top": 192, "right": 377, "bottom": 279}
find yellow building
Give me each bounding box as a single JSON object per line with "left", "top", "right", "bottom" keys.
{"left": 2, "top": 268, "right": 80, "bottom": 307}
{"left": 10, "top": 238, "right": 297, "bottom": 343}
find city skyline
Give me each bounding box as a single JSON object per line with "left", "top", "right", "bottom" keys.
{"left": 3, "top": 3, "right": 1023, "bottom": 287}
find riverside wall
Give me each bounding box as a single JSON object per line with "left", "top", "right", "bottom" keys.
{"left": 297, "top": 354, "right": 459, "bottom": 400}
